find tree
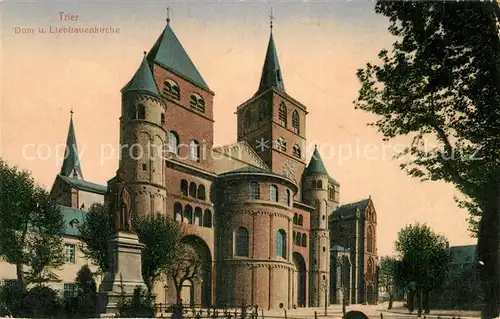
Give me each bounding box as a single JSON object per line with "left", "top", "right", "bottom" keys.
{"left": 394, "top": 223, "right": 450, "bottom": 316}
{"left": 167, "top": 243, "right": 202, "bottom": 306}
{"left": 379, "top": 256, "right": 398, "bottom": 309}
{"left": 79, "top": 204, "right": 188, "bottom": 295}
{"left": 133, "top": 213, "right": 184, "bottom": 292}
{"left": 0, "top": 159, "right": 65, "bottom": 287}
{"left": 78, "top": 203, "right": 114, "bottom": 274}
{"left": 354, "top": 2, "right": 500, "bottom": 317}
{"left": 66, "top": 265, "right": 99, "bottom": 318}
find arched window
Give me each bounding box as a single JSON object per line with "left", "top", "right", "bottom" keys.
{"left": 250, "top": 182, "right": 260, "bottom": 200}
{"left": 329, "top": 186, "right": 335, "bottom": 200}
{"left": 184, "top": 205, "right": 193, "bottom": 224}
{"left": 285, "top": 189, "right": 291, "bottom": 206}
{"left": 292, "top": 145, "right": 301, "bottom": 158}
{"left": 295, "top": 232, "right": 301, "bottom": 246}
{"left": 311, "top": 180, "right": 316, "bottom": 189}
{"left": 174, "top": 202, "right": 183, "bottom": 222}
{"left": 190, "top": 93, "right": 205, "bottom": 112}
{"left": 292, "top": 110, "right": 299, "bottom": 134}
{"left": 161, "top": 113, "right": 165, "bottom": 126}
{"left": 270, "top": 185, "right": 278, "bottom": 202}
{"left": 278, "top": 103, "right": 287, "bottom": 127}
{"left": 194, "top": 207, "right": 203, "bottom": 226}
{"left": 163, "top": 79, "right": 180, "bottom": 100}
{"left": 189, "top": 182, "right": 197, "bottom": 198}
{"left": 277, "top": 137, "right": 287, "bottom": 152}
{"left": 235, "top": 227, "right": 249, "bottom": 257}
{"left": 189, "top": 140, "right": 200, "bottom": 161}
{"left": 197, "top": 185, "right": 206, "bottom": 200}
{"left": 367, "top": 226, "right": 374, "bottom": 254}
{"left": 367, "top": 257, "right": 374, "bottom": 275}
{"left": 301, "top": 233, "right": 307, "bottom": 247}
{"left": 317, "top": 180, "right": 323, "bottom": 189}
{"left": 276, "top": 229, "right": 287, "bottom": 259}
{"left": 203, "top": 209, "right": 212, "bottom": 228}
{"left": 298, "top": 214, "right": 303, "bottom": 226}
{"left": 168, "top": 131, "right": 179, "bottom": 154}
{"left": 293, "top": 213, "right": 298, "bottom": 225}
{"left": 137, "top": 104, "right": 146, "bottom": 120}
{"left": 180, "top": 179, "right": 188, "bottom": 196}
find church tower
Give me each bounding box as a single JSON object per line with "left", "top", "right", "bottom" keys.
{"left": 236, "top": 16, "right": 307, "bottom": 201}
{"left": 302, "top": 147, "right": 331, "bottom": 307}
{"left": 110, "top": 49, "right": 168, "bottom": 218}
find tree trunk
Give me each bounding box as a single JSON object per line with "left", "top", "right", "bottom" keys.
{"left": 388, "top": 294, "right": 393, "bottom": 310}
{"left": 477, "top": 196, "right": 500, "bottom": 319}
{"left": 407, "top": 289, "right": 415, "bottom": 313}
{"left": 417, "top": 289, "right": 422, "bottom": 318}
{"left": 423, "top": 290, "right": 430, "bottom": 314}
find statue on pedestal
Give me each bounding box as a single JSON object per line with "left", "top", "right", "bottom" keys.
{"left": 115, "top": 174, "right": 132, "bottom": 232}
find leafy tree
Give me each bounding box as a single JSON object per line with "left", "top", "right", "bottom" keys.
{"left": 80, "top": 204, "right": 189, "bottom": 295}
{"left": 133, "top": 213, "right": 184, "bottom": 292}
{"left": 0, "top": 159, "right": 65, "bottom": 287}
{"left": 79, "top": 203, "right": 114, "bottom": 274}
{"left": 167, "top": 243, "right": 202, "bottom": 306}
{"left": 394, "top": 223, "right": 450, "bottom": 316}
{"left": 118, "top": 285, "right": 155, "bottom": 318}
{"left": 354, "top": 2, "right": 500, "bottom": 316}
{"left": 65, "top": 265, "right": 99, "bottom": 318}
{"left": 379, "top": 256, "right": 398, "bottom": 309}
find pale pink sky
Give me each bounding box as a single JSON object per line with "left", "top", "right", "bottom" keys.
{"left": 0, "top": 1, "right": 476, "bottom": 256}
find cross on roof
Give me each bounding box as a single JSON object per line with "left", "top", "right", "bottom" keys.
{"left": 269, "top": 7, "right": 274, "bottom": 29}
{"left": 167, "top": 7, "right": 171, "bottom": 24}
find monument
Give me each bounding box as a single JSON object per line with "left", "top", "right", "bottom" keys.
{"left": 98, "top": 174, "right": 147, "bottom": 314}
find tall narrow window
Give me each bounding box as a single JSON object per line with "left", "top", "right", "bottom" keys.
{"left": 180, "top": 179, "right": 188, "bottom": 196}
{"left": 64, "top": 244, "right": 76, "bottom": 264}
{"left": 298, "top": 215, "right": 303, "bottom": 226}
{"left": 190, "top": 140, "right": 200, "bottom": 161}
{"left": 194, "top": 207, "right": 203, "bottom": 226}
{"left": 301, "top": 233, "right": 307, "bottom": 247}
{"left": 203, "top": 210, "right": 213, "bottom": 228}
{"left": 197, "top": 185, "right": 206, "bottom": 200}
{"left": 276, "top": 229, "right": 287, "bottom": 259}
{"left": 235, "top": 227, "right": 249, "bottom": 257}
{"left": 293, "top": 213, "right": 298, "bottom": 225}
{"left": 168, "top": 131, "right": 179, "bottom": 155}
{"left": 184, "top": 205, "right": 193, "bottom": 224}
{"left": 277, "top": 137, "right": 287, "bottom": 152}
{"left": 278, "top": 103, "right": 287, "bottom": 127}
{"left": 189, "top": 182, "right": 197, "bottom": 198}
{"left": 285, "top": 190, "right": 291, "bottom": 207}
{"left": 317, "top": 180, "right": 323, "bottom": 189}
{"left": 367, "top": 226, "right": 374, "bottom": 253}
{"left": 270, "top": 185, "right": 278, "bottom": 202}
{"left": 293, "top": 145, "right": 301, "bottom": 158}
{"left": 295, "top": 232, "right": 301, "bottom": 246}
{"left": 161, "top": 113, "right": 165, "bottom": 126}
{"left": 137, "top": 104, "right": 146, "bottom": 120}
{"left": 250, "top": 182, "right": 260, "bottom": 200}
{"left": 174, "top": 202, "right": 183, "bottom": 221}
{"left": 292, "top": 110, "right": 299, "bottom": 134}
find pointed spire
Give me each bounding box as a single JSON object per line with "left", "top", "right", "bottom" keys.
{"left": 256, "top": 10, "right": 285, "bottom": 95}
{"left": 305, "top": 145, "right": 328, "bottom": 175}
{"left": 121, "top": 51, "right": 160, "bottom": 95}
{"left": 60, "top": 110, "right": 84, "bottom": 179}
{"left": 147, "top": 21, "right": 209, "bottom": 90}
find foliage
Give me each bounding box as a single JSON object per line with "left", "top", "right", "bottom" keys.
{"left": 117, "top": 285, "right": 155, "bottom": 318}
{"left": 354, "top": 2, "right": 500, "bottom": 316}
{"left": 0, "top": 282, "right": 26, "bottom": 317}
{"left": 65, "top": 265, "right": 99, "bottom": 318}
{"left": 133, "top": 212, "right": 184, "bottom": 292}
{"left": 431, "top": 266, "right": 483, "bottom": 310}
{"left": 78, "top": 202, "right": 114, "bottom": 274}
{"left": 0, "top": 158, "right": 65, "bottom": 286}
{"left": 168, "top": 243, "right": 203, "bottom": 305}
{"left": 379, "top": 256, "right": 398, "bottom": 309}
{"left": 26, "top": 286, "right": 63, "bottom": 318}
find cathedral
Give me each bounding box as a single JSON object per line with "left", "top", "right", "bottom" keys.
{"left": 48, "top": 15, "right": 379, "bottom": 309}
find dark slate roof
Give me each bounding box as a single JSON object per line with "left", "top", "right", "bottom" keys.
{"left": 449, "top": 245, "right": 477, "bottom": 265}
{"left": 58, "top": 175, "right": 107, "bottom": 195}
{"left": 331, "top": 198, "right": 371, "bottom": 219}
{"left": 59, "top": 205, "right": 86, "bottom": 237}
{"left": 331, "top": 244, "right": 349, "bottom": 252}
{"left": 220, "top": 165, "right": 293, "bottom": 181}
{"left": 147, "top": 23, "right": 209, "bottom": 90}
{"left": 122, "top": 53, "right": 160, "bottom": 96}
{"left": 305, "top": 146, "right": 328, "bottom": 176}
{"left": 60, "top": 114, "right": 84, "bottom": 179}
{"left": 256, "top": 31, "right": 285, "bottom": 94}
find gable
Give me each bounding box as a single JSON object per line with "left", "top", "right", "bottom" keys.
{"left": 212, "top": 141, "right": 270, "bottom": 174}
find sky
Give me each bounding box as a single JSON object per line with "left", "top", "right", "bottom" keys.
{"left": 0, "top": 0, "right": 477, "bottom": 256}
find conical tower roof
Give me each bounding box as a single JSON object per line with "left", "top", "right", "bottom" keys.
{"left": 305, "top": 145, "right": 328, "bottom": 175}
{"left": 60, "top": 112, "right": 84, "bottom": 179}
{"left": 256, "top": 30, "right": 285, "bottom": 94}
{"left": 122, "top": 53, "right": 160, "bottom": 95}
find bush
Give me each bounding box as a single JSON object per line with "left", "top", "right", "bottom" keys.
{"left": 26, "top": 286, "right": 62, "bottom": 318}
{"left": 65, "top": 265, "right": 99, "bottom": 318}
{"left": 0, "top": 282, "right": 25, "bottom": 317}
{"left": 118, "top": 286, "right": 155, "bottom": 318}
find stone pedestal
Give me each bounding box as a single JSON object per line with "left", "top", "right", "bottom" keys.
{"left": 98, "top": 231, "right": 147, "bottom": 314}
